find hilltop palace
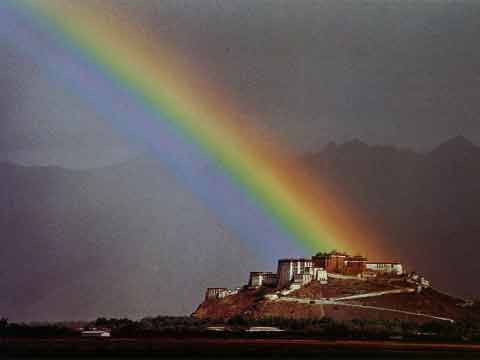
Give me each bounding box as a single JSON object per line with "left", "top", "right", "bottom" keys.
{"left": 204, "top": 251, "right": 426, "bottom": 300}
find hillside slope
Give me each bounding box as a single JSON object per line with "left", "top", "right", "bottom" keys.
{"left": 193, "top": 279, "right": 478, "bottom": 324}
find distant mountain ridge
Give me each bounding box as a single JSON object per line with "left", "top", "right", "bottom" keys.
{"left": 304, "top": 136, "right": 480, "bottom": 298}
{"left": 0, "top": 157, "right": 262, "bottom": 322}
{"left": 1, "top": 136, "right": 479, "bottom": 321}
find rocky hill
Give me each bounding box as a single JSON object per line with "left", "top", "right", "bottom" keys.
{"left": 193, "top": 277, "right": 479, "bottom": 324}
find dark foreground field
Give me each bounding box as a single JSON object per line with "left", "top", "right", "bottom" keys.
{"left": 3, "top": 337, "right": 480, "bottom": 358}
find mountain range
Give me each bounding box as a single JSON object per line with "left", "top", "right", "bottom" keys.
{"left": 1, "top": 136, "right": 479, "bottom": 321}
{"left": 0, "top": 158, "right": 262, "bottom": 321}
{"left": 304, "top": 136, "right": 480, "bottom": 299}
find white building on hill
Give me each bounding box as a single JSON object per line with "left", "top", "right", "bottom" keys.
{"left": 366, "top": 262, "right": 404, "bottom": 275}
{"left": 202, "top": 251, "right": 405, "bottom": 298}
{"left": 249, "top": 272, "right": 278, "bottom": 287}
{"left": 277, "top": 258, "right": 313, "bottom": 288}
{"left": 313, "top": 267, "right": 328, "bottom": 283}
{"left": 205, "top": 287, "right": 239, "bottom": 300}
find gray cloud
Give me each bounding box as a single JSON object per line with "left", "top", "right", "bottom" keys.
{"left": 0, "top": 41, "right": 144, "bottom": 168}
{"left": 3, "top": 1, "right": 480, "bottom": 168}
{"left": 120, "top": 0, "right": 480, "bottom": 152}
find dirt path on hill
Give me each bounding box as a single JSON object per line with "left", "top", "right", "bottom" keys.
{"left": 318, "top": 287, "right": 325, "bottom": 318}
{"left": 275, "top": 296, "right": 454, "bottom": 322}
{"left": 331, "top": 287, "right": 416, "bottom": 301}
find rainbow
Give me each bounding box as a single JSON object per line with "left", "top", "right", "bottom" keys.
{"left": 1, "top": 1, "right": 385, "bottom": 259}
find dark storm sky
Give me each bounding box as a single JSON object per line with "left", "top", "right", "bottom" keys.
{"left": 2, "top": 1, "right": 480, "bottom": 321}
{"left": 1, "top": 0, "right": 480, "bottom": 168}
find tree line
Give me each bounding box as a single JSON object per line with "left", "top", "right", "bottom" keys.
{"left": 2, "top": 315, "right": 480, "bottom": 342}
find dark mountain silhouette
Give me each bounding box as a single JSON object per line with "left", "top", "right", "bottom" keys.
{"left": 304, "top": 136, "right": 480, "bottom": 298}
{"left": 2, "top": 136, "right": 479, "bottom": 321}
{"left": 429, "top": 135, "right": 479, "bottom": 159}
{"left": 0, "top": 158, "right": 262, "bottom": 322}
